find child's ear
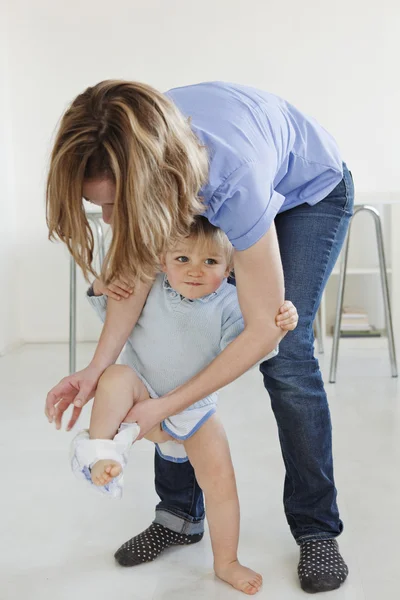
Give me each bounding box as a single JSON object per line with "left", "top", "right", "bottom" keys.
{"left": 160, "top": 255, "right": 167, "bottom": 272}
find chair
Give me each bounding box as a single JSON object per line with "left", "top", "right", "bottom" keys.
{"left": 329, "top": 205, "right": 398, "bottom": 382}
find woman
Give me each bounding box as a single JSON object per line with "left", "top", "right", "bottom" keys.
{"left": 45, "top": 80, "right": 353, "bottom": 594}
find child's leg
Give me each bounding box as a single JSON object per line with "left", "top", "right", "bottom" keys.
{"left": 89, "top": 364, "right": 149, "bottom": 485}
{"left": 123, "top": 408, "right": 174, "bottom": 444}
{"left": 184, "top": 415, "right": 262, "bottom": 596}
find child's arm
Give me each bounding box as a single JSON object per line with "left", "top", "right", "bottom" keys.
{"left": 220, "top": 299, "right": 299, "bottom": 352}
{"left": 86, "top": 284, "right": 108, "bottom": 323}
{"left": 86, "top": 278, "right": 136, "bottom": 322}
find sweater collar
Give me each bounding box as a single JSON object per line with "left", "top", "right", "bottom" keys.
{"left": 162, "top": 274, "right": 227, "bottom": 303}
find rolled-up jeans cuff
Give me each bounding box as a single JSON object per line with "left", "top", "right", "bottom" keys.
{"left": 154, "top": 509, "right": 205, "bottom": 535}
{"left": 296, "top": 531, "right": 342, "bottom": 545}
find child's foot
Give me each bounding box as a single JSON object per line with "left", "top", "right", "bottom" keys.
{"left": 215, "top": 560, "right": 263, "bottom": 595}
{"left": 90, "top": 459, "right": 122, "bottom": 486}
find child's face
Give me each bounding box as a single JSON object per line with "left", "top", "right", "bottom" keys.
{"left": 162, "top": 237, "right": 231, "bottom": 300}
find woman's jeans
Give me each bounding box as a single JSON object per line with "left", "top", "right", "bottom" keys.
{"left": 152, "top": 165, "right": 354, "bottom": 543}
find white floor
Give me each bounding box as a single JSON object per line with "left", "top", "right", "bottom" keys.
{"left": 1, "top": 339, "right": 400, "bottom": 600}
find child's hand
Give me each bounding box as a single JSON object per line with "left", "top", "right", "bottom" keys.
{"left": 92, "top": 278, "right": 133, "bottom": 301}
{"left": 276, "top": 300, "right": 298, "bottom": 331}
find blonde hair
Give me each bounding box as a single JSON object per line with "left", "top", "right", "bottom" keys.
{"left": 170, "top": 216, "right": 234, "bottom": 269}
{"left": 46, "top": 80, "right": 209, "bottom": 285}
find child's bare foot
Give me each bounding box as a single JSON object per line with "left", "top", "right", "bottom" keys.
{"left": 90, "top": 459, "right": 122, "bottom": 486}
{"left": 215, "top": 560, "right": 263, "bottom": 595}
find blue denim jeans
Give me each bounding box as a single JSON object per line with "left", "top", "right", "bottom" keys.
{"left": 153, "top": 164, "right": 354, "bottom": 543}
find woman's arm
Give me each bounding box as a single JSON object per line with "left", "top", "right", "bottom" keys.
{"left": 45, "top": 279, "right": 152, "bottom": 428}
{"left": 133, "top": 224, "right": 286, "bottom": 434}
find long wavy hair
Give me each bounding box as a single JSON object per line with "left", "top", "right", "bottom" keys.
{"left": 46, "top": 80, "right": 209, "bottom": 285}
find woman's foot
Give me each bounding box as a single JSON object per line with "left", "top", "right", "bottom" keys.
{"left": 215, "top": 560, "right": 263, "bottom": 595}
{"left": 114, "top": 523, "right": 204, "bottom": 566}
{"left": 298, "top": 538, "right": 348, "bottom": 593}
{"left": 90, "top": 459, "right": 122, "bottom": 486}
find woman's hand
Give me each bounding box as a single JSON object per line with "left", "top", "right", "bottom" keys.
{"left": 93, "top": 277, "right": 133, "bottom": 301}
{"left": 275, "top": 300, "right": 299, "bottom": 331}
{"left": 124, "top": 398, "right": 166, "bottom": 440}
{"left": 45, "top": 365, "right": 103, "bottom": 431}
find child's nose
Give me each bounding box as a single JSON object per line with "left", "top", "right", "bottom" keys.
{"left": 187, "top": 264, "right": 203, "bottom": 276}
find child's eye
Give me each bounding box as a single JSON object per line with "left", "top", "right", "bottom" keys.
{"left": 205, "top": 258, "right": 217, "bottom": 265}
{"left": 176, "top": 256, "right": 189, "bottom": 263}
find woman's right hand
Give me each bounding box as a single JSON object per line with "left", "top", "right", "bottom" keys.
{"left": 93, "top": 277, "right": 133, "bottom": 301}
{"left": 45, "top": 365, "right": 103, "bottom": 431}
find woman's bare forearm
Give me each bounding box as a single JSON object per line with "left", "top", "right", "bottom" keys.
{"left": 159, "top": 323, "right": 286, "bottom": 419}
{"left": 90, "top": 280, "right": 152, "bottom": 373}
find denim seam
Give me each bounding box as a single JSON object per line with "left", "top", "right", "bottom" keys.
{"left": 187, "top": 469, "right": 201, "bottom": 531}
{"left": 291, "top": 210, "right": 348, "bottom": 535}
{"left": 311, "top": 200, "right": 351, "bottom": 326}
{"left": 281, "top": 451, "right": 297, "bottom": 513}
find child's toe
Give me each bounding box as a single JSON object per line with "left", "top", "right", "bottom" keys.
{"left": 110, "top": 465, "right": 121, "bottom": 477}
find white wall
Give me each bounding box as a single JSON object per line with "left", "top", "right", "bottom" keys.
{"left": 0, "top": 6, "right": 19, "bottom": 354}
{"left": 4, "top": 0, "right": 400, "bottom": 344}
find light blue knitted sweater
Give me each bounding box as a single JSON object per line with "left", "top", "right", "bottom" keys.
{"left": 87, "top": 274, "right": 277, "bottom": 409}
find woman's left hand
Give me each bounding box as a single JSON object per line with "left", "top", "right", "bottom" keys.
{"left": 276, "top": 300, "right": 299, "bottom": 331}
{"left": 125, "top": 397, "right": 166, "bottom": 439}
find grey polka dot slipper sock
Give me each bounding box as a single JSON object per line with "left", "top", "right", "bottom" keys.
{"left": 298, "top": 539, "right": 348, "bottom": 593}
{"left": 114, "top": 523, "right": 204, "bottom": 566}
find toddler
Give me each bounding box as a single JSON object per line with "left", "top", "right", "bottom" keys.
{"left": 71, "top": 216, "right": 298, "bottom": 595}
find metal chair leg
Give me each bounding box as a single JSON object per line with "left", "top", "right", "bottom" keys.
{"left": 315, "top": 305, "right": 324, "bottom": 354}
{"left": 69, "top": 213, "right": 105, "bottom": 374}
{"left": 329, "top": 228, "right": 351, "bottom": 383}
{"left": 329, "top": 205, "right": 398, "bottom": 383}
{"left": 370, "top": 207, "right": 398, "bottom": 377}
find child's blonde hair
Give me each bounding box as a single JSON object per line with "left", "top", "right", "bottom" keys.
{"left": 46, "top": 80, "right": 209, "bottom": 285}
{"left": 170, "top": 216, "right": 234, "bottom": 269}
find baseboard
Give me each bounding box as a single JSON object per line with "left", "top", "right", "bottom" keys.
{"left": 22, "top": 338, "right": 99, "bottom": 344}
